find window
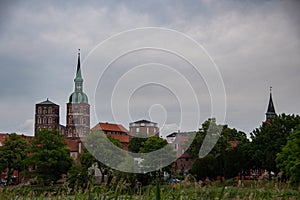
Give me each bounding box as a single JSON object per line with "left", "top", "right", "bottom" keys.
{"left": 48, "top": 107, "right": 52, "bottom": 114}
{"left": 136, "top": 127, "right": 139, "bottom": 133}
{"left": 174, "top": 143, "right": 178, "bottom": 150}
{"left": 147, "top": 127, "right": 149, "bottom": 135}
{"left": 38, "top": 107, "right": 42, "bottom": 114}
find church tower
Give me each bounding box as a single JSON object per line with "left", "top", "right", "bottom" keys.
{"left": 266, "top": 86, "right": 276, "bottom": 121}
{"left": 66, "top": 50, "right": 90, "bottom": 138}
{"left": 35, "top": 98, "right": 60, "bottom": 134}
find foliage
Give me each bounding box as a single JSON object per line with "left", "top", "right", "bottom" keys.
{"left": 250, "top": 114, "right": 300, "bottom": 173}
{"left": 0, "top": 133, "right": 29, "bottom": 183}
{"left": 276, "top": 125, "right": 300, "bottom": 185}
{"left": 67, "top": 148, "right": 95, "bottom": 190}
{"left": 85, "top": 130, "right": 125, "bottom": 184}
{"left": 27, "top": 129, "right": 73, "bottom": 185}
{"left": 128, "top": 135, "right": 147, "bottom": 153}
{"left": 189, "top": 118, "right": 249, "bottom": 180}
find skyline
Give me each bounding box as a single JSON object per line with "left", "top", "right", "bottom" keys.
{"left": 0, "top": 0, "right": 299, "bottom": 136}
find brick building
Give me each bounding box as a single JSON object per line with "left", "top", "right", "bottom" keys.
{"left": 66, "top": 50, "right": 90, "bottom": 138}
{"left": 129, "top": 119, "right": 159, "bottom": 137}
{"left": 92, "top": 122, "right": 130, "bottom": 150}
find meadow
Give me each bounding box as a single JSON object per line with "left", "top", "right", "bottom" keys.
{"left": 0, "top": 180, "right": 299, "bottom": 200}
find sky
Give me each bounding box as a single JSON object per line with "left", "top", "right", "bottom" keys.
{"left": 0, "top": 0, "right": 299, "bottom": 137}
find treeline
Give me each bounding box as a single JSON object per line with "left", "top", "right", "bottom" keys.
{"left": 189, "top": 114, "right": 300, "bottom": 185}
{"left": 0, "top": 113, "right": 299, "bottom": 188}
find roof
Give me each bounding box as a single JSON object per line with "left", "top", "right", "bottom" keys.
{"left": 65, "top": 138, "right": 81, "bottom": 152}
{"left": 166, "top": 132, "right": 177, "bottom": 138}
{"left": 229, "top": 141, "right": 238, "bottom": 148}
{"left": 92, "top": 122, "right": 128, "bottom": 133}
{"left": 133, "top": 119, "right": 153, "bottom": 124}
{"left": 37, "top": 98, "right": 57, "bottom": 105}
{"left": 111, "top": 134, "right": 130, "bottom": 143}
{"left": 266, "top": 92, "right": 276, "bottom": 114}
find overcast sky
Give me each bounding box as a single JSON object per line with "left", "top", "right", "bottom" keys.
{"left": 0, "top": 0, "right": 299, "bottom": 136}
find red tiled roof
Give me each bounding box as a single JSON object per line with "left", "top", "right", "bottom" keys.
{"left": 111, "top": 134, "right": 130, "bottom": 143}
{"left": 0, "top": 133, "right": 33, "bottom": 146}
{"left": 92, "top": 122, "right": 128, "bottom": 133}
{"left": 229, "top": 141, "right": 238, "bottom": 148}
{"left": 65, "top": 138, "right": 81, "bottom": 152}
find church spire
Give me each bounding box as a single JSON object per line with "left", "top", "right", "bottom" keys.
{"left": 266, "top": 86, "right": 276, "bottom": 120}
{"left": 74, "top": 49, "right": 83, "bottom": 84}
{"left": 68, "top": 49, "right": 88, "bottom": 104}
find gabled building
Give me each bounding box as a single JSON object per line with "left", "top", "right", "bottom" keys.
{"left": 34, "top": 99, "right": 60, "bottom": 134}
{"left": 92, "top": 122, "right": 130, "bottom": 150}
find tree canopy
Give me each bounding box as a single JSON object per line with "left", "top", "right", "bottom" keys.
{"left": 0, "top": 133, "right": 28, "bottom": 183}
{"left": 27, "top": 129, "right": 73, "bottom": 185}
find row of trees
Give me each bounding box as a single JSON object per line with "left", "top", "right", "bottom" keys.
{"left": 189, "top": 114, "right": 300, "bottom": 185}
{"left": 0, "top": 114, "right": 299, "bottom": 187}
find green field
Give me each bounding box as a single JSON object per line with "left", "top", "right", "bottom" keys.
{"left": 0, "top": 180, "right": 299, "bottom": 200}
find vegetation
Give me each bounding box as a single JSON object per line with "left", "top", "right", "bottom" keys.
{"left": 276, "top": 125, "right": 300, "bottom": 185}
{"left": 26, "top": 129, "right": 73, "bottom": 186}
{"left": 0, "top": 181, "right": 299, "bottom": 199}
{"left": 0, "top": 114, "right": 300, "bottom": 198}
{"left": 0, "top": 133, "right": 28, "bottom": 184}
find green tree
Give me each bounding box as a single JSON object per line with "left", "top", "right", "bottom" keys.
{"left": 189, "top": 118, "right": 249, "bottom": 179}
{"left": 68, "top": 148, "right": 95, "bottom": 190}
{"left": 128, "top": 135, "right": 147, "bottom": 153}
{"left": 276, "top": 125, "right": 300, "bottom": 185}
{"left": 0, "top": 133, "right": 28, "bottom": 184}
{"left": 27, "top": 129, "right": 73, "bottom": 185}
{"left": 250, "top": 114, "right": 300, "bottom": 174}
{"left": 190, "top": 154, "right": 216, "bottom": 181}
{"left": 85, "top": 131, "right": 124, "bottom": 184}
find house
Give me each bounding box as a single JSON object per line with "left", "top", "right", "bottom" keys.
{"left": 129, "top": 119, "right": 159, "bottom": 137}
{"left": 91, "top": 122, "right": 130, "bottom": 150}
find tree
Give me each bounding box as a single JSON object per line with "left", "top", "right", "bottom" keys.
{"left": 276, "top": 125, "right": 300, "bottom": 185}
{"left": 250, "top": 114, "right": 300, "bottom": 174}
{"left": 68, "top": 148, "right": 95, "bottom": 190}
{"left": 190, "top": 154, "right": 216, "bottom": 181}
{"left": 0, "top": 133, "right": 28, "bottom": 184}
{"left": 128, "top": 135, "right": 147, "bottom": 153}
{"left": 85, "top": 131, "right": 124, "bottom": 184}
{"left": 27, "top": 129, "right": 73, "bottom": 185}
{"left": 189, "top": 118, "right": 249, "bottom": 179}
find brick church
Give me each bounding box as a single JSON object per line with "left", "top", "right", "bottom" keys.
{"left": 35, "top": 50, "right": 90, "bottom": 138}
{"left": 34, "top": 50, "right": 90, "bottom": 161}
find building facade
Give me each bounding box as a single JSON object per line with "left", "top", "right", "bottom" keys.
{"left": 92, "top": 122, "right": 130, "bottom": 150}
{"left": 66, "top": 50, "right": 90, "bottom": 138}
{"left": 129, "top": 119, "right": 159, "bottom": 137}
{"left": 34, "top": 99, "right": 60, "bottom": 134}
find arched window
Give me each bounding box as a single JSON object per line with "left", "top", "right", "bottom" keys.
{"left": 48, "top": 107, "right": 52, "bottom": 114}
{"left": 38, "top": 107, "right": 42, "bottom": 114}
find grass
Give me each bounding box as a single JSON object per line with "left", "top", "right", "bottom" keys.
{"left": 0, "top": 180, "right": 299, "bottom": 199}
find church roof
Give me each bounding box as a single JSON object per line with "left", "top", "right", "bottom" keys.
{"left": 266, "top": 88, "right": 276, "bottom": 114}
{"left": 38, "top": 98, "right": 57, "bottom": 105}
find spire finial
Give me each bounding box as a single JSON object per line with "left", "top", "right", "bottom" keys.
{"left": 270, "top": 86, "right": 272, "bottom": 94}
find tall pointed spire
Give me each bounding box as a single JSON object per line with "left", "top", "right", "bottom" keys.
{"left": 75, "top": 49, "right": 83, "bottom": 82}
{"left": 68, "top": 49, "right": 88, "bottom": 104}
{"left": 266, "top": 86, "right": 276, "bottom": 120}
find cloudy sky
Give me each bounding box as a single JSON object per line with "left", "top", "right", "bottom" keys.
{"left": 0, "top": 0, "right": 299, "bottom": 136}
